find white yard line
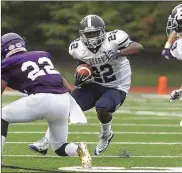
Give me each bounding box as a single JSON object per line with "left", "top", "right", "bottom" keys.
{"left": 7, "top": 131, "right": 182, "bottom": 135}
{"left": 2, "top": 105, "right": 182, "bottom": 117}
{"left": 2, "top": 154, "right": 182, "bottom": 158}
{"left": 5, "top": 142, "right": 182, "bottom": 145}
{"left": 117, "top": 107, "right": 182, "bottom": 110}
{"left": 11, "top": 123, "right": 180, "bottom": 127}
{"left": 133, "top": 167, "right": 182, "bottom": 170}
{"left": 88, "top": 110, "right": 182, "bottom": 117}
{"left": 87, "top": 117, "right": 181, "bottom": 120}
{"left": 2, "top": 103, "right": 182, "bottom": 109}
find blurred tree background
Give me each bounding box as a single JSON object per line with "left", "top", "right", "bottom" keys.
{"left": 1, "top": 1, "right": 181, "bottom": 87}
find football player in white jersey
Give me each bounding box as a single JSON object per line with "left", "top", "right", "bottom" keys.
{"left": 29, "top": 14, "right": 144, "bottom": 155}
{"left": 162, "top": 4, "right": 182, "bottom": 126}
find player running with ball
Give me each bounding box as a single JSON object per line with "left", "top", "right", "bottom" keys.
{"left": 29, "top": 14, "right": 144, "bottom": 155}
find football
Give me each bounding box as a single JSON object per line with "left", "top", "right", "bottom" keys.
{"left": 76, "top": 64, "right": 93, "bottom": 79}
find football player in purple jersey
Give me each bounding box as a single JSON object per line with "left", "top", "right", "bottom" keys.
{"left": 1, "top": 33, "right": 92, "bottom": 169}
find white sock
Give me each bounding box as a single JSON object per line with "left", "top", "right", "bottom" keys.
{"left": 65, "top": 143, "right": 78, "bottom": 156}
{"left": 100, "top": 120, "right": 112, "bottom": 136}
{"left": 180, "top": 120, "right": 182, "bottom": 127}
{"left": 2, "top": 136, "right": 6, "bottom": 151}
{"left": 45, "top": 128, "right": 50, "bottom": 141}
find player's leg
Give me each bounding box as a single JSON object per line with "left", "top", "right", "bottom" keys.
{"left": 1, "top": 94, "right": 49, "bottom": 152}
{"left": 1, "top": 118, "right": 9, "bottom": 150}
{"left": 71, "top": 83, "right": 100, "bottom": 111}
{"left": 94, "top": 89, "right": 126, "bottom": 155}
{"left": 44, "top": 93, "right": 91, "bottom": 168}
{"left": 28, "top": 84, "right": 99, "bottom": 154}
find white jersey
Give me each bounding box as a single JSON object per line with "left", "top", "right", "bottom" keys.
{"left": 170, "top": 38, "right": 182, "bottom": 60}
{"left": 69, "top": 30, "right": 132, "bottom": 93}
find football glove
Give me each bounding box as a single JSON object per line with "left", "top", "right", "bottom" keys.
{"left": 161, "top": 48, "right": 174, "bottom": 60}
{"left": 170, "top": 89, "right": 182, "bottom": 100}
{"left": 105, "top": 50, "right": 120, "bottom": 61}
{"left": 74, "top": 73, "right": 94, "bottom": 88}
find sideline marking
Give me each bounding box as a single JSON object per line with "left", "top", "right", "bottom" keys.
{"left": 5, "top": 142, "right": 182, "bottom": 145}
{"left": 10, "top": 123, "right": 180, "bottom": 127}
{"left": 8, "top": 131, "right": 182, "bottom": 135}
{"left": 58, "top": 166, "right": 182, "bottom": 172}
{"left": 3, "top": 155, "right": 182, "bottom": 158}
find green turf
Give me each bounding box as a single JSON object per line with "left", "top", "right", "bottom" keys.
{"left": 1, "top": 94, "right": 182, "bottom": 172}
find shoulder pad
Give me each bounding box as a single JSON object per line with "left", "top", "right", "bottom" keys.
{"left": 26, "top": 51, "right": 52, "bottom": 60}
{"left": 108, "top": 30, "right": 131, "bottom": 48}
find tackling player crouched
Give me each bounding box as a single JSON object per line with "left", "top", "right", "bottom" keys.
{"left": 162, "top": 4, "right": 182, "bottom": 127}
{"left": 29, "top": 14, "right": 144, "bottom": 156}
{"left": 1, "top": 33, "right": 92, "bottom": 168}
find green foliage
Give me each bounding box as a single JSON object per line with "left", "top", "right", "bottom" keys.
{"left": 2, "top": 1, "right": 181, "bottom": 49}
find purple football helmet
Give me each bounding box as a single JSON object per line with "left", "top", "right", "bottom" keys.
{"left": 1, "top": 33, "right": 27, "bottom": 59}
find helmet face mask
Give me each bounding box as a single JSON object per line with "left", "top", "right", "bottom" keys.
{"left": 79, "top": 27, "right": 105, "bottom": 48}
{"left": 79, "top": 15, "right": 106, "bottom": 48}
{"left": 166, "top": 15, "right": 178, "bottom": 36}
{"left": 166, "top": 4, "right": 182, "bottom": 37}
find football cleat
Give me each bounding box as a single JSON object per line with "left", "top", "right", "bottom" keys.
{"left": 77, "top": 142, "right": 92, "bottom": 169}
{"left": 94, "top": 130, "right": 114, "bottom": 155}
{"left": 28, "top": 137, "right": 50, "bottom": 155}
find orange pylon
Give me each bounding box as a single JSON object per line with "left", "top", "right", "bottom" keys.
{"left": 157, "top": 76, "right": 168, "bottom": 95}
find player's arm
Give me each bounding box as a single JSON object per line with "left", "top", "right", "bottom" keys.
{"left": 162, "top": 31, "right": 178, "bottom": 59}
{"left": 62, "top": 77, "right": 72, "bottom": 93}
{"left": 105, "top": 30, "right": 143, "bottom": 60}
{"left": 118, "top": 42, "right": 144, "bottom": 56}
{"left": 118, "top": 31, "right": 144, "bottom": 56}
{"left": 74, "top": 60, "right": 91, "bottom": 88}
{"left": 1, "top": 80, "right": 8, "bottom": 94}
{"left": 76, "top": 60, "right": 85, "bottom": 67}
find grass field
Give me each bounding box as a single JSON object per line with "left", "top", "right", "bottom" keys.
{"left": 1, "top": 93, "right": 182, "bottom": 172}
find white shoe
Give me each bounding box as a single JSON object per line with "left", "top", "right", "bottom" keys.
{"left": 28, "top": 137, "right": 50, "bottom": 155}
{"left": 77, "top": 142, "right": 92, "bottom": 169}
{"left": 94, "top": 130, "right": 114, "bottom": 155}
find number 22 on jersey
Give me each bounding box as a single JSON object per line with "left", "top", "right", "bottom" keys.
{"left": 92, "top": 64, "right": 116, "bottom": 83}
{"left": 21, "top": 57, "right": 59, "bottom": 81}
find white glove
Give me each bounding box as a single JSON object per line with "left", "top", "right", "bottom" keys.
{"left": 170, "top": 89, "right": 182, "bottom": 100}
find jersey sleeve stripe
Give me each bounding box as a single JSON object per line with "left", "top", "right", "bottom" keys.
{"left": 118, "top": 37, "right": 129, "bottom": 47}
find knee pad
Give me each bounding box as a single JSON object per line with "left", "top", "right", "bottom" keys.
{"left": 55, "top": 143, "right": 69, "bottom": 156}
{"left": 96, "top": 90, "right": 126, "bottom": 113}
{"left": 95, "top": 100, "right": 111, "bottom": 113}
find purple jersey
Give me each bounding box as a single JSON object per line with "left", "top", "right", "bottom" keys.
{"left": 1, "top": 51, "right": 68, "bottom": 95}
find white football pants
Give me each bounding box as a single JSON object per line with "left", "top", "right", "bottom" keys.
{"left": 2, "top": 93, "right": 87, "bottom": 150}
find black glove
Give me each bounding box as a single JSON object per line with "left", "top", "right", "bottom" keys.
{"left": 74, "top": 73, "right": 93, "bottom": 88}
{"left": 105, "top": 50, "right": 120, "bottom": 61}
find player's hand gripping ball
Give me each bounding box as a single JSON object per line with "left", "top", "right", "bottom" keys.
{"left": 75, "top": 64, "right": 93, "bottom": 87}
